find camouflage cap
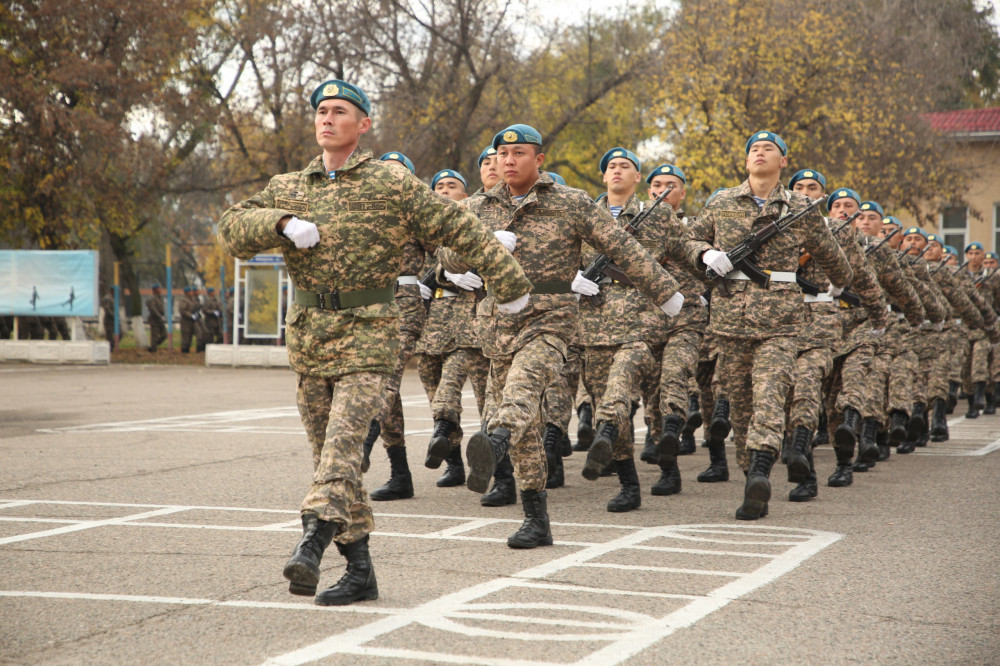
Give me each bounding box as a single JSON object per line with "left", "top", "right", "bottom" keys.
{"left": 881, "top": 216, "right": 902, "bottom": 229}
{"left": 431, "top": 169, "right": 467, "bottom": 189}
{"left": 645, "top": 164, "right": 686, "bottom": 184}
{"left": 379, "top": 152, "right": 415, "bottom": 173}
{"left": 599, "top": 147, "right": 640, "bottom": 173}
{"left": 903, "top": 226, "right": 927, "bottom": 239}
{"left": 492, "top": 123, "right": 542, "bottom": 149}
{"left": 860, "top": 201, "right": 884, "bottom": 216}
{"left": 965, "top": 241, "right": 984, "bottom": 252}
{"left": 546, "top": 171, "right": 566, "bottom": 185}
{"left": 309, "top": 79, "right": 371, "bottom": 115}
{"left": 745, "top": 130, "right": 787, "bottom": 155}
{"left": 789, "top": 168, "right": 826, "bottom": 189}
{"left": 478, "top": 145, "right": 497, "bottom": 166}
{"left": 826, "top": 188, "right": 860, "bottom": 211}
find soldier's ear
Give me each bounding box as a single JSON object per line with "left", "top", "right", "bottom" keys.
{"left": 535, "top": 151, "right": 545, "bottom": 168}
{"left": 359, "top": 117, "right": 372, "bottom": 134}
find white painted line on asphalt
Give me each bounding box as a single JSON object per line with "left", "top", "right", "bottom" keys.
{"left": 578, "top": 562, "right": 744, "bottom": 577}
{"left": 0, "top": 506, "right": 190, "bottom": 545}
{"left": 0, "top": 500, "right": 38, "bottom": 511}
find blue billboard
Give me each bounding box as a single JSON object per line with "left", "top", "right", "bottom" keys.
{"left": 0, "top": 250, "right": 99, "bottom": 317}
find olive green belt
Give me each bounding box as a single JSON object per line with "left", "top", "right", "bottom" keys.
{"left": 295, "top": 285, "right": 395, "bottom": 311}
{"left": 487, "top": 281, "right": 572, "bottom": 298}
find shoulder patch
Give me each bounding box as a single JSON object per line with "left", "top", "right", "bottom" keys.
{"left": 348, "top": 200, "right": 388, "bottom": 212}
{"left": 275, "top": 198, "right": 310, "bottom": 214}
{"left": 533, "top": 208, "right": 565, "bottom": 217}
{"left": 715, "top": 210, "right": 745, "bottom": 220}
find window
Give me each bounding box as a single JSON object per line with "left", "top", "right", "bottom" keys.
{"left": 941, "top": 205, "right": 968, "bottom": 258}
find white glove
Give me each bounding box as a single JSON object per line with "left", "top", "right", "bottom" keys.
{"left": 827, "top": 283, "right": 844, "bottom": 298}
{"left": 571, "top": 270, "right": 601, "bottom": 296}
{"left": 660, "top": 291, "right": 685, "bottom": 317}
{"left": 494, "top": 230, "right": 517, "bottom": 252}
{"left": 699, "top": 295, "right": 709, "bottom": 307}
{"left": 703, "top": 249, "right": 733, "bottom": 276}
{"left": 419, "top": 283, "right": 433, "bottom": 300}
{"left": 933, "top": 321, "right": 944, "bottom": 332}
{"left": 870, "top": 327, "right": 885, "bottom": 338}
{"left": 497, "top": 293, "right": 530, "bottom": 314}
{"left": 282, "top": 216, "right": 320, "bottom": 249}
{"left": 443, "top": 270, "right": 483, "bottom": 291}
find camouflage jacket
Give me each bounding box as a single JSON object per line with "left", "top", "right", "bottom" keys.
{"left": 895, "top": 251, "right": 947, "bottom": 323}
{"left": 146, "top": 294, "right": 165, "bottom": 323}
{"left": 578, "top": 194, "right": 704, "bottom": 346}
{"left": 684, "top": 180, "right": 852, "bottom": 339}
{"left": 440, "top": 173, "right": 679, "bottom": 359}
{"left": 217, "top": 149, "right": 530, "bottom": 377}
{"left": 974, "top": 268, "right": 1000, "bottom": 313}
{"left": 178, "top": 295, "right": 200, "bottom": 321}
{"left": 921, "top": 257, "right": 984, "bottom": 329}
{"left": 203, "top": 295, "right": 222, "bottom": 321}
{"left": 859, "top": 236, "right": 925, "bottom": 327}
{"left": 955, "top": 269, "right": 998, "bottom": 329}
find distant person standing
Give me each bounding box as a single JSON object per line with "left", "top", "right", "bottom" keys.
{"left": 146, "top": 284, "right": 168, "bottom": 352}
{"left": 101, "top": 288, "right": 116, "bottom": 348}
{"left": 203, "top": 287, "right": 223, "bottom": 344}
{"left": 178, "top": 286, "right": 201, "bottom": 353}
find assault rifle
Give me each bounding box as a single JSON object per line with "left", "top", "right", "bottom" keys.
{"left": 707, "top": 195, "right": 828, "bottom": 297}
{"left": 797, "top": 211, "right": 862, "bottom": 268}
{"left": 974, "top": 267, "right": 998, "bottom": 286}
{"left": 420, "top": 264, "right": 486, "bottom": 300}
{"left": 907, "top": 245, "right": 931, "bottom": 264}
{"left": 864, "top": 227, "right": 899, "bottom": 255}
{"left": 580, "top": 183, "right": 675, "bottom": 285}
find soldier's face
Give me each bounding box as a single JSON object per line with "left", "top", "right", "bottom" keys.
{"left": 966, "top": 247, "right": 984, "bottom": 267}
{"left": 480, "top": 155, "right": 501, "bottom": 190}
{"left": 881, "top": 225, "right": 902, "bottom": 248}
{"left": 648, "top": 174, "right": 686, "bottom": 209}
{"left": 925, "top": 242, "right": 944, "bottom": 262}
{"left": 602, "top": 158, "right": 641, "bottom": 195}
{"left": 984, "top": 257, "right": 999, "bottom": 269}
{"left": 828, "top": 197, "right": 859, "bottom": 221}
{"left": 434, "top": 178, "right": 467, "bottom": 201}
{"left": 901, "top": 234, "right": 926, "bottom": 254}
{"left": 946, "top": 254, "right": 958, "bottom": 266}
{"left": 314, "top": 99, "right": 370, "bottom": 153}
{"left": 745, "top": 141, "right": 787, "bottom": 176}
{"left": 857, "top": 212, "right": 882, "bottom": 236}
{"left": 497, "top": 144, "right": 544, "bottom": 193}
{"left": 792, "top": 179, "right": 824, "bottom": 201}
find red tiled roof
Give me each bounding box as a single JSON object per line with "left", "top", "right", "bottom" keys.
{"left": 922, "top": 107, "right": 1000, "bottom": 134}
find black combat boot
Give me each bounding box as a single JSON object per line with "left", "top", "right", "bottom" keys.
{"left": 780, "top": 431, "right": 791, "bottom": 465}
{"left": 946, "top": 380, "right": 959, "bottom": 414}
{"left": 651, "top": 459, "right": 682, "bottom": 496}
{"left": 314, "top": 536, "right": 378, "bottom": 606}
{"left": 639, "top": 429, "right": 658, "bottom": 464}
{"left": 876, "top": 428, "right": 891, "bottom": 462}
{"left": 369, "top": 446, "right": 414, "bottom": 501}
{"left": 994, "top": 383, "right": 1000, "bottom": 413}
{"left": 507, "top": 489, "right": 553, "bottom": 549}
{"left": 858, "top": 417, "right": 881, "bottom": 463}
{"left": 360, "top": 419, "right": 381, "bottom": 473}
{"left": 424, "top": 418, "right": 457, "bottom": 469}
{"left": 697, "top": 436, "right": 729, "bottom": 482}
{"left": 852, "top": 457, "right": 872, "bottom": 471}
{"left": 835, "top": 407, "right": 861, "bottom": 451}
{"left": 788, "top": 450, "right": 818, "bottom": 502}
{"left": 985, "top": 383, "right": 997, "bottom": 415}
{"left": 735, "top": 449, "right": 775, "bottom": 520}
{"left": 929, "top": 398, "right": 949, "bottom": 442}
{"left": 583, "top": 421, "right": 618, "bottom": 481}
{"left": 709, "top": 398, "right": 731, "bottom": 441}
{"left": 888, "top": 410, "right": 909, "bottom": 444}
{"left": 827, "top": 446, "right": 854, "bottom": 487}
{"left": 480, "top": 454, "right": 517, "bottom": 506}
{"left": 679, "top": 431, "right": 697, "bottom": 455}
{"left": 607, "top": 458, "right": 642, "bottom": 511}
{"left": 658, "top": 414, "right": 683, "bottom": 467}
{"left": 436, "top": 447, "right": 466, "bottom": 487}
{"left": 965, "top": 393, "right": 980, "bottom": 419}
{"left": 560, "top": 431, "right": 573, "bottom": 457}
{"left": 543, "top": 424, "right": 564, "bottom": 489}
{"left": 786, "top": 425, "right": 813, "bottom": 484}
{"left": 908, "top": 402, "right": 927, "bottom": 439}
{"left": 973, "top": 381, "right": 987, "bottom": 411}
{"left": 573, "top": 403, "right": 594, "bottom": 451}
{"left": 813, "top": 409, "right": 830, "bottom": 447}
{"left": 467, "top": 427, "right": 511, "bottom": 494}
{"left": 686, "top": 393, "right": 703, "bottom": 431}
{"left": 283, "top": 513, "right": 336, "bottom": 596}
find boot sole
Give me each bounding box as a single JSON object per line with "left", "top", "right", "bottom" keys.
{"left": 709, "top": 418, "right": 731, "bottom": 439}
{"left": 889, "top": 426, "right": 907, "bottom": 444}
{"left": 507, "top": 535, "right": 554, "bottom": 549}
{"left": 582, "top": 438, "right": 613, "bottom": 481}
{"left": 283, "top": 559, "right": 320, "bottom": 589}
{"left": 607, "top": 498, "right": 642, "bottom": 511}
{"left": 685, "top": 412, "right": 703, "bottom": 432}
{"left": 639, "top": 442, "right": 659, "bottom": 465}
{"left": 786, "top": 454, "right": 810, "bottom": 484}
{"left": 435, "top": 470, "right": 465, "bottom": 487}
{"left": 288, "top": 581, "right": 317, "bottom": 596}
{"left": 696, "top": 468, "right": 729, "bottom": 483}
{"left": 833, "top": 425, "right": 857, "bottom": 449}
{"left": 369, "top": 487, "right": 414, "bottom": 501}
{"left": 425, "top": 436, "right": 450, "bottom": 469}
{"left": 858, "top": 442, "right": 880, "bottom": 464}
{"left": 788, "top": 487, "right": 817, "bottom": 502}
{"left": 656, "top": 432, "right": 680, "bottom": 467}
{"left": 314, "top": 586, "right": 379, "bottom": 606}
{"left": 573, "top": 425, "right": 595, "bottom": 451}
{"left": 480, "top": 491, "right": 517, "bottom": 507}
{"left": 466, "top": 432, "right": 497, "bottom": 494}
{"left": 745, "top": 476, "right": 771, "bottom": 510}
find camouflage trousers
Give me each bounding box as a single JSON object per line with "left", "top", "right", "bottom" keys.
{"left": 583, "top": 342, "right": 657, "bottom": 459}
{"left": 888, "top": 349, "right": 918, "bottom": 416}
{"left": 541, "top": 344, "right": 581, "bottom": 434}
{"left": 297, "top": 371, "right": 386, "bottom": 545}
{"left": 379, "top": 293, "right": 426, "bottom": 449}
{"left": 906, "top": 326, "right": 940, "bottom": 405}
{"left": 718, "top": 335, "right": 798, "bottom": 471}
{"left": 417, "top": 348, "right": 489, "bottom": 448}
{"left": 643, "top": 329, "right": 702, "bottom": 445}
{"left": 948, "top": 325, "right": 968, "bottom": 384}
{"left": 149, "top": 319, "right": 167, "bottom": 350}
{"left": 824, "top": 336, "right": 878, "bottom": 435}
{"left": 991, "top": 342, "right": 1000, "bottom": 384}
{"left": 921, "top": 329, "right": 950, "bottom": 403}
{"left": 963, "top": 330, "right": 990, "bottom": 390}
{"left": 788, "top": 344, "right": 833, "bottom": 432}
{"left": 486, "top": 334, "right": 566, "bottom": 491}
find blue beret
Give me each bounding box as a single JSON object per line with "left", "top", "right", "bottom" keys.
{"left": 151, "top": 283, "right": 161, "bottom": 290}
{"left": 183, "top": 286, "right": 192, "bottom": 293}
{"left": 206, "top": 287, "right": 215, "bottom": 292}
{"left": 745, "top": 130, "right": 787, "bottom": 155}
{"left": 431, "top": 169, "right": 466, "bottom": 190}
{"left": 882, "top": 216, "right": 902, "bottom": 229}
{"left": 478, "top": 146, "right": 497, "bottom": 166}
{"left": 379, "top": 152, "right": 415, "bottom": 173}
{"left": 826, "top": 188, "right": 860, "bottom": 211}
{"left": 646, "top": 164, "right": 686, "bottom": 184}
{"left": 987, "top": 252, "right": 998, "bottom": 260}
{"left": 944, "top": 245, "right": 958, "bottom": 256}
{"left": 546, "top": 171, "right": 566, "bottom": 186}
{"left": 492, "top": 124, "right": 542, "bottom": 149}
{"left": 309, "top": 79, "right": 371, "bottom": 116}
{"left": 926, "top": 233, "right": 945, "bottom": 246}
{"left": 227, "top": 287, "right": 235, "bottom": 294}
{"left": 903, "top": 226, "right": 927, "bottom": 239}
{"left": 789, "top": 169, "right": 826, "bottom": 189}
{"left": 859, "top": 201, "right": 884, "bottom": 216}
{"left": 965, "top": 241, "right": 984, "bottom": 252}
{"left": 599, "top": 147, "right": 640, "bottom": 173}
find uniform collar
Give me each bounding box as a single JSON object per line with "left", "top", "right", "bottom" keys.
{"left": 304, "top": 148, "right": 373, "bottom": 178}
{"left": 487, "top": 171, "right": 554, "bottom": 208}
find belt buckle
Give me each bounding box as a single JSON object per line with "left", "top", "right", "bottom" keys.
{"left": 317, "top": 291, "right": 341, "bottom": 310}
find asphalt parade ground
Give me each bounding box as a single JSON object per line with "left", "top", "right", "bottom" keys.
{"left": 1, "top": 363, "right": 998, "bottom": 665}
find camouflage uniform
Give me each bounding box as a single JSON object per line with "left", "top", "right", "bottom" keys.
{"left": 684, "top": 181, "right": 852, "bottom": 471}
{"left": 217, "top": 149, "right": 530, "bottom": 544}
{"left": 203, "top": 291, "right": 224, "bottom": 344}
{"left": 146, "top": 291, "right": 168, "bottom": 350}
{"left": 440, "top": 173, "right": 679, "bottom": 491}
{"left": 178, "top": 292, "right": 204, "bottom": 352}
